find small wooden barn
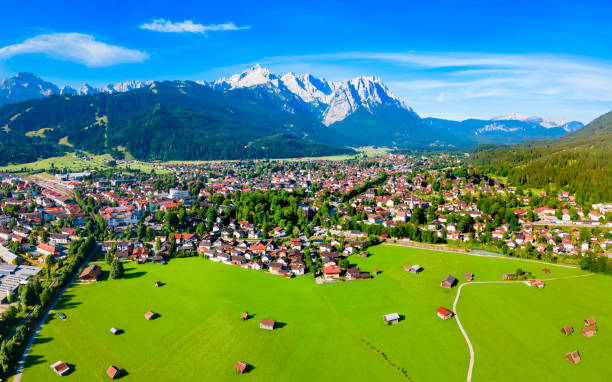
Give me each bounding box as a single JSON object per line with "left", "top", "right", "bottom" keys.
{"left": 584, "top": 317, "right": 596, "bottom": 326}
{"left": 440, "top": 275, "right": 457, "bottom": 288}
{"left": 260, "top": 318, "right": 275, "bottom": 330}
{"left": 437, "top": 307, "right": 453, "bottom": 320}
{"left": 236, "top": 362, "right": 247, "bottom": 374}
{"left": 144, "top": 311, "right": 157, "bottom": 320}
{"left": 107, "top": 365, "right": 120, "bottom": 379}
{"left": 561, "top": 326, "right": 574, "bottom": 336}
{"left": 50, "top": 361, "right": 70, "bottom": 376}
{"left": 565, "top": 351, "right": 581, "bottom": 364}
{"left": 465, "top": 273, "right": 474, "bottom": 281}
{"left": 383, "top": 313, "right": 400, "bottom": 325}
{"left": 582, "top": 325, "right": 598, "bottom": 338}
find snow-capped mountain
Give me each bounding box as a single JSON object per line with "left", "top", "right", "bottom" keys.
{"left": 100, "top": 80, "right": 153, "bottom": 94}
{"left": 491, "top": 112, "right": 582, "bottom": 132}
{"left": 211, "top": 65, "right": 413, "bottom": 125}
{"left": 60, "top": 86, "right": 77, "bottom": 96}
{"left": 280, "top": 72, "right": 336, "bottom": 105}
{"left": 0, "top": 72, "right": 59, "bottom": 106}
{"left": 0, "top": 73, "right": 151, "bottom": 105}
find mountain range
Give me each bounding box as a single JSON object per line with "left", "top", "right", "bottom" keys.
{"left": 0, "top": 67, "right": 587, "bottom": 165}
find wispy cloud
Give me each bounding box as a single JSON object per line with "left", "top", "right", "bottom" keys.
{"left": 140, "top": 19, "right": 250, "bottom": 34}
{"left": 0, "top": 33, "right": 148, "bottom": 67}
{"left": 247, "top": 51, "right": 612, "bottom": 121}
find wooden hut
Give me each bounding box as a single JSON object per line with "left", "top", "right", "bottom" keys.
{"left": 383, "top": 313, "right": 400, "bottom": 325}
{"left": 565, "top": 351, "right": 581, "bottom": 364}
{"left": 144, "top": 311, "right": 157, "bottom": 320}
{"left": 260, "top": 318, "right": 275, "bottom": 330}
{"left": 561, "top": 326, "right": 574, "bottom": 336}
{"left": 50, "top": 361, "right": 70, "bottom": 376}
{"left": 440, "top": 275, "right": 457, "bottom": 288}
{"left": 236, "top": 362, "right": 247, "bottom": 374}
{"left": 107, "top": 365, "right": 120, "bottom": 379}
{"left": 465, "top": 273, "right": 474, "bottom": 281}
{"left": 437, "top": 307, "right": 453, "bottom": 320}
{"left": 582, "top": 325, "right": 598, "bottom": 338}
{"left": 584, "top": 317, "right": 596, "bottom": 326}
{"left": 241, "top": 312, "right": 248, "bottom": 320}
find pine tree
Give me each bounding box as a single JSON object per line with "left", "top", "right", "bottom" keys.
{"left": 110, "top": 259, "right": 124, "bottom": 279}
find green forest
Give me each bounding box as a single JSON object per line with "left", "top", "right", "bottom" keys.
{"left": 0, "top": 81, "right": 353, "bottom": 165}
{"left": 472, "top": 110, "right": 612, "bottom": 204}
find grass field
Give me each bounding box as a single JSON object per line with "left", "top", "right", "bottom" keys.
{"left": 0, "top": 153, "right": 166, "bottom": 175}
{"left": 21, "top": 246, "right": 611, "bottom": 381}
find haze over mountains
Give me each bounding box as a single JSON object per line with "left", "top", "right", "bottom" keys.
{"left": 0, "top": 66, "right": 589, "bottom": 165}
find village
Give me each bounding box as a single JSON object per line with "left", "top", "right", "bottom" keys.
{"left": 0, "top": 152, "right": 609, "bottom": 380}
{"left": 0, "top": 152, "right": 609, "bottom": 284}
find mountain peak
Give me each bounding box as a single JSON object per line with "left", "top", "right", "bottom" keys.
{"left": 214, "top": 64, "right": 278, "bottom": 90}
{"left": 211, "top": 66, "right": 412, "bottom": 125}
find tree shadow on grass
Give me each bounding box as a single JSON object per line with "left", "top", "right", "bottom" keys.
{"left": 123, "top": 270, "right": 146, "bottom": 280}
{"left": 97, "top": 270, "right": 110, "bottom": 281}
{"left": 24, "top": 354, "right": 45, "bottom": 367}
{"left": 33, "top": 336, "right": 53, "bottom": 345}
{"left": 55, "top": 294, "right": 82, "bottom": 311}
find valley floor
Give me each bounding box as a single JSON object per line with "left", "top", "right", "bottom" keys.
{"left": 19, "top": 246, "right": 611, "bottom": 381}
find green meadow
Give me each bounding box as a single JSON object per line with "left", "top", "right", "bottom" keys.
{"left": 21, "top": 246, "right": 611, "bottom": 381}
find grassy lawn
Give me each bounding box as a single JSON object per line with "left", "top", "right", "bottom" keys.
{"left": 22, "top": 246, "right": 608, "bottom": 381}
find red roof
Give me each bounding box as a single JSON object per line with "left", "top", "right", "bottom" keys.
{"left": 236, "top": 362, "right": 247, "bottom": 373}
{"left": 37, "top": 243, "right": 59, "bottom": 254}
{"left": 437, "top": 307, "right": 453, "bottom": 316}
{"left": 107, "top": 365, "right": 119, "bottom": 379}
{"left": 323, "top": 265, "right": 341, "bottom": 274}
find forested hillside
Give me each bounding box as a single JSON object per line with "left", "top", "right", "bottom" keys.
{"left": 0, "top": 81, "right": 354, "bottom": 164}
{"left": 472, "top": 111, "right": 612, "bottom": 204}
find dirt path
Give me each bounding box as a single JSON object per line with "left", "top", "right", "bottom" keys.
{"left": 452, "top": 273, "right": 594, "bottom": 382}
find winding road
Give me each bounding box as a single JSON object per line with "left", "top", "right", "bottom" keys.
{"left": 452, "top": 273, "right": 595, "bottom": 382}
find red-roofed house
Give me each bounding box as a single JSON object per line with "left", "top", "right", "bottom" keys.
{"left": 437, "top": 307, "right": 453, "bottom": 320}
{"left": 323, "top": 265, "right": 341, "bottom": 280}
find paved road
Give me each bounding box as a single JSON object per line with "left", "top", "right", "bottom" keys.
{"left": 452, "top": 273, "right": 594, "bottom": 382}
{"left": 13, "top": 245, "right": 98, "bottom": 382}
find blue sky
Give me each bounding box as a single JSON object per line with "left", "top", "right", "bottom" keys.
{"left": 1, "top": 0, "right": 611, "bottom": 122}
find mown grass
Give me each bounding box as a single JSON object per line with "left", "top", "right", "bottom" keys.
{"left": 22, "top": 245, "right": 607, "bottom": 381}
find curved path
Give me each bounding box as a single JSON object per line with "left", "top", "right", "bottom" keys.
{"left": 452, "top": 273, "right": 594, "bottom": 382}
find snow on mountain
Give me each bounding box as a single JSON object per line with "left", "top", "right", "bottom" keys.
{"left": 494, "top": 112, "right": 561, "bottom": 125}
{"left": 212, "top": 65, "right": 413, "bottom": 125}
{"left": 279, "top": 72, "right": 336, "bottom": 105}
{"left": 78, "top": 84, "right": 99, "bottom": 95}
{"left": 0, "top": 72, "right": 60, "bottom": 106}
{"left": 100, "top": 80, "right": 153, "bottom": 94}
{"left": 213, "top": 64, "right": 283, "bottom": 90}
{"left": 322, "top": 76, "right": 413, "bottom": 125}
{"left": 60, "top": 86, "right": 77, "bottom": 96}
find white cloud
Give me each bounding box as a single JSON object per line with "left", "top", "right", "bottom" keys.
{"left": 140, "top": 19, "right": 250, "bottom": 34}
{"left": 250, "top": 51, "right": 612, "bottom": 121}
{"left": 0, "top": 33, "right": 148, "bottom": 67}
